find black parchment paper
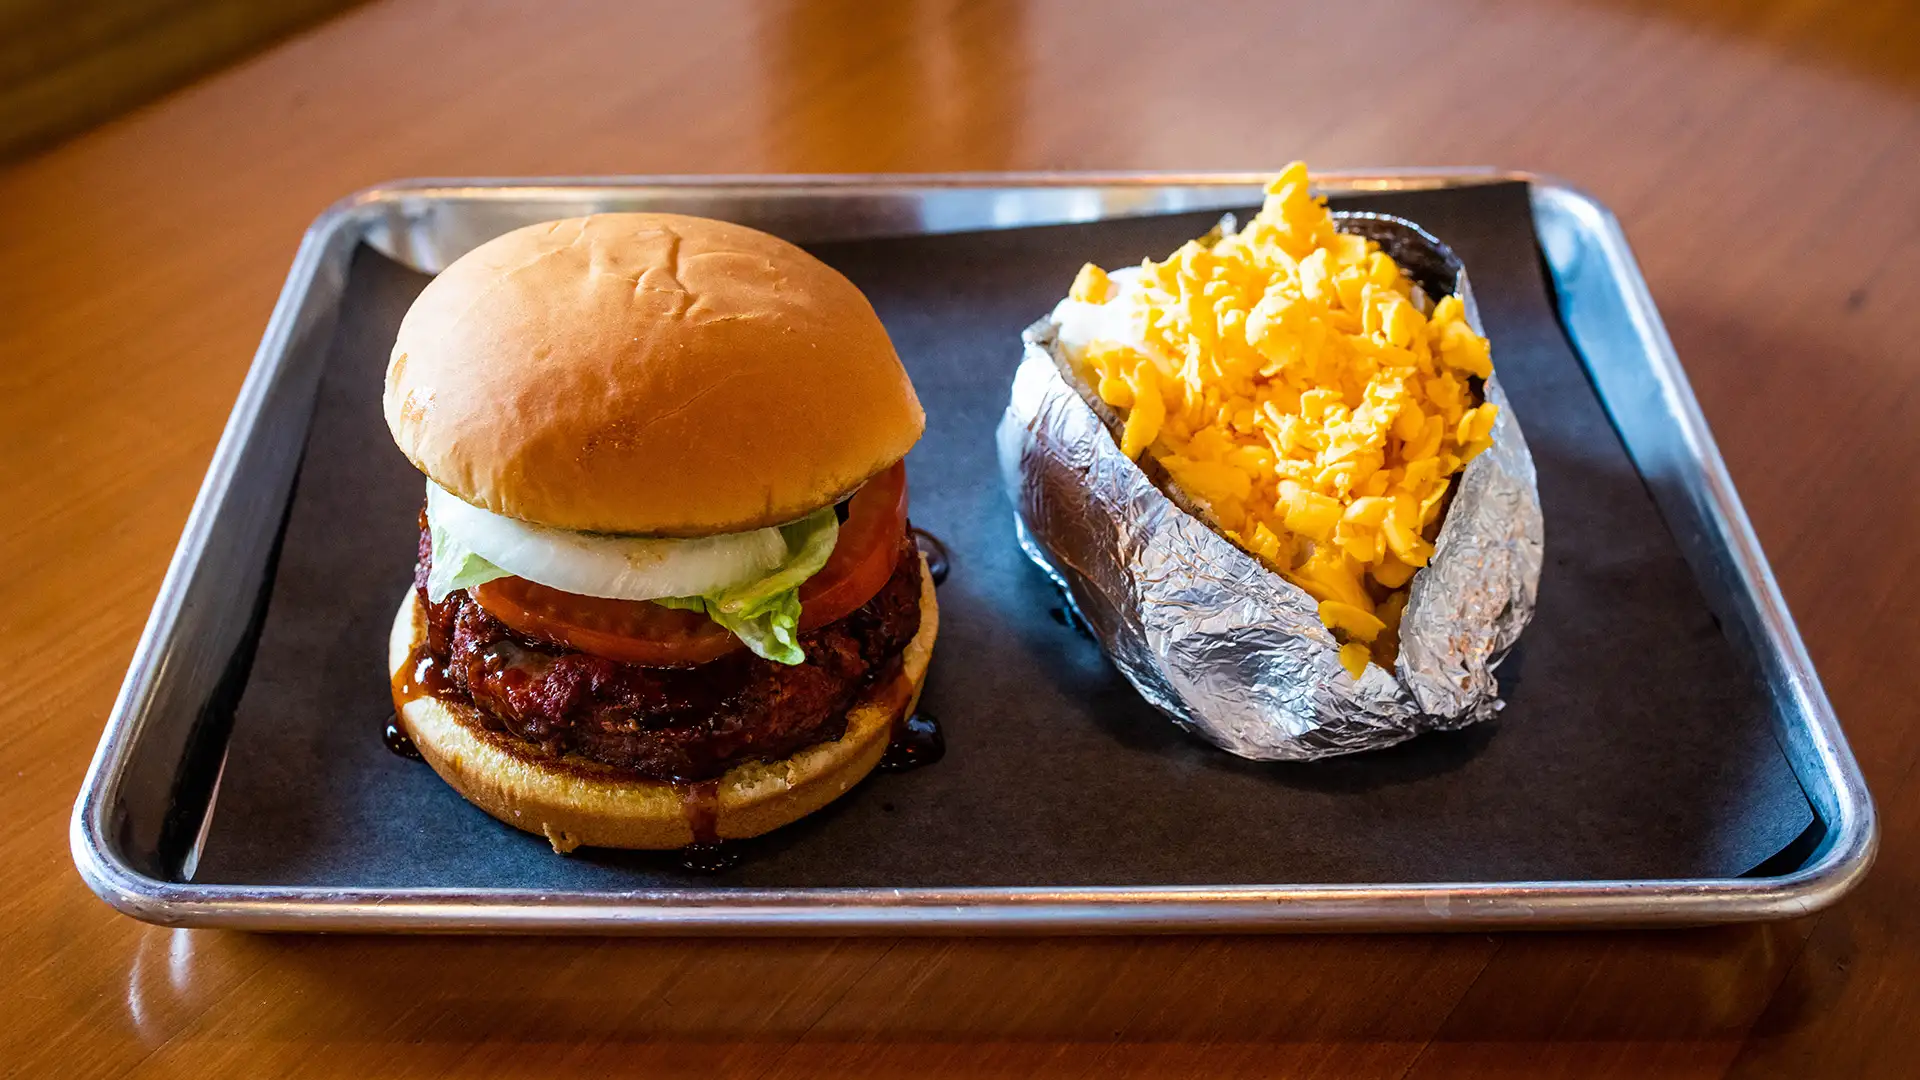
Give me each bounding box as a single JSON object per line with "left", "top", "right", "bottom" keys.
{"left": 194, "top": 182, "right": 1813, "bottom": 889}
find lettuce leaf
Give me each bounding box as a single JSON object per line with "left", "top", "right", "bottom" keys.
{"left": 426, "top": 519, "right": 512, "bottom": 602}
{"left": 655, "top": 590, "right": 804, "bottom": 665}
{"left": 656, "top": 507, "right": 840, "bottom": 665}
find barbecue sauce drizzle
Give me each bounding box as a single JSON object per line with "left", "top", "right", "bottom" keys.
{"left": 383, "top": 720, "right": 423, "bottom": 760}
{"left": 880, "top": 712, "right": 944, "bottom": 771}
{"left": 386, "top": 643, "right": 453, "bottom": 759}
{"left": 910, "top": 527, "right": 950, "bottom": 586}
{"left": 676, "top": 779, "right": 740, "bottom": 872}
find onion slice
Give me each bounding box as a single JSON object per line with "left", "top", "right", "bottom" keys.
{"left": 424, "top": 481, "right": 818, "bottom": 603}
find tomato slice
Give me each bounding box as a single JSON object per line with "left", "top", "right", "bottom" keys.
{"left": 799, "top": 461, "right": 909, "bottom": 630}
{"left": 472, "top": 577, "right": 743, "bottom": 667}
{"left": 471, "top": 463, "right": 910, "bottom": 667}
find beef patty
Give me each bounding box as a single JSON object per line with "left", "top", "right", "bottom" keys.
{"left": 413, "top": 519, "right": 925, "bottom": 782}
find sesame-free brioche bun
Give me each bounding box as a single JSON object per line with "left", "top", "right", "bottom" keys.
{"left": 385, "top": 213, "right": 925, "bottom": 537}
{"left": 387, "top": 555, "right": 938, "bottom": 852}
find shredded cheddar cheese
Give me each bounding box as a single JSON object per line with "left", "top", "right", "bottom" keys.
{"left": 1062, "top": 162, "right": 1499, "bottom": 679}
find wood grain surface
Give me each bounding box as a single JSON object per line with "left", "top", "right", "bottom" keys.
{"left": 3, "top": 0, "right": 1917, "bottom": 1076}
{"left": 0, "top": 0, "right": 366, "bottom": 160}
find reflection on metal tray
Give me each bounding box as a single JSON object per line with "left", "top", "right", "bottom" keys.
{"left": 71, "top": 172, "right": 1875, "bottom": 933}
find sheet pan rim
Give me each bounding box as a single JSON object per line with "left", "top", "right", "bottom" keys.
{"left": 70, "top": 168, "right": 1875, "bottom": 934}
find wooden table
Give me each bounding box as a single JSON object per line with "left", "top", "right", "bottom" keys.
{"left": 4, "top": 1, "right": 1916, "bottom": 1075}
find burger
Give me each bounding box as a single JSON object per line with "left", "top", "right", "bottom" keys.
{"left": 382, "top": 212, "right": 936, "bottom": 853}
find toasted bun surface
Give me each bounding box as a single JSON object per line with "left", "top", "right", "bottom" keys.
{"left": 387, "top": 557, "right": 938, "bottom": 852}
{"left": 385, "top": 213, "right": 925, "bottom": 536}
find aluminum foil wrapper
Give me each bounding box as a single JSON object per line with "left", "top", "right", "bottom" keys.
{"left": 995, "top": 213, "right": 1545, "bottom": 761}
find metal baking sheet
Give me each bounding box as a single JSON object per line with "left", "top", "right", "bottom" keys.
{"left": 71, "top": 172, "right": 1875, "bottom": 932}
